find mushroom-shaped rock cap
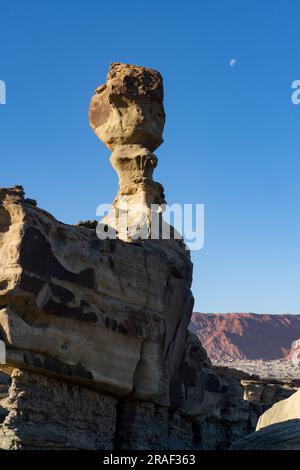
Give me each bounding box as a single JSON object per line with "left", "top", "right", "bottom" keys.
{"left": 89, "top": 62, "right": 165, "bottom": 151}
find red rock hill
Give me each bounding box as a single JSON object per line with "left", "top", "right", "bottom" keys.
{"left": 190, "top": 313, "right": 300, "bottom": 361}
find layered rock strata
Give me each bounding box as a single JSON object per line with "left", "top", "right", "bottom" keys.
{"left": 0, "top": 369, "right": 116, "bottom": 450}
{"left": 195, "top": 366, "right": 299, "bottom": 449}
{"left": 0, "top": 360, "right": 297, "bottom": 449}
{"left": 0, "top": 185, "right": 195, "bottom": 408}
{"left": 256, "top": 388, "right": 300, "bottom": 430}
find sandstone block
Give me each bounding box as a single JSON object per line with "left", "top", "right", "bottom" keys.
{"left": 0, "top": 186, "right": 194, "bottom": 406}
{"left": 256, "top": 388, "right": 300, "bottom": 430}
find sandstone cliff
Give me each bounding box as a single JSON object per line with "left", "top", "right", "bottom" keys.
{"left": 0, "top": 63, "right": 212, "bottom": 450}
{"left": 0, "top": 185, "right": 197, "bottom": 405}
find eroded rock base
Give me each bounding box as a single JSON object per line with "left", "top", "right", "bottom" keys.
{"left": 114, "top": 400, "right": 194, "bottom": 450}
{"left": 0, "top": 369, "right": 196, "bottom": 450}
{"left": 1, "top": 368, "right": 297, "bottom": 450}
{"left": 0, "top": 369, "right": 117, "bottom": 450}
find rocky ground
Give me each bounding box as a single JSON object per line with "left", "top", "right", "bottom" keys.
{"left": 213, "top": 359, "right": 300, "bottom": 380}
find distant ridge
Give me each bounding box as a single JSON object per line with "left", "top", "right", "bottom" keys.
{"left": 190, "top": 313, "right": 300, "bottom": 361}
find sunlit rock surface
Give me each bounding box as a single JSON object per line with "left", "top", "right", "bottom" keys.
{"left": 89, "top": 63, "right": 168, "bottom": 242}
{"left": 0, "top": 185, "right": 195, "bottom": 406}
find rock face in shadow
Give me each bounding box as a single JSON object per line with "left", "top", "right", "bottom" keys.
{"left": 230, "top": 419, "right": 300, "bottom": 450}
{"left": 195, "top": 366, "right": 299, "bottom": 449}
{"left": 0, "top": 369, "right": 117, "bottom": 450}
{"left": 0, "top": 362, "right": 297, "bottom": 450}
{"left": 0, "top": 372, "right": 10, "bottom": 424}
{"left": 114, "top": 400, "right": 194, "bottom": 450}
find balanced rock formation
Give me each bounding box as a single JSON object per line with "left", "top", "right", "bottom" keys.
{"left": 190, "top": 312, "right": 300, "bottom": 361}
{"left": 1, "top": 64, "right": 296, "bottom": 451}
{"left": 0, "top": 63, "right": 212, "bottom": 449}
{"left": 89, "top": 63, "right": 168, "bottom": 242}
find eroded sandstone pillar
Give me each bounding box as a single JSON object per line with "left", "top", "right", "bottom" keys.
{"left": 89, "top": 62, "right": 167, "bottom": 241}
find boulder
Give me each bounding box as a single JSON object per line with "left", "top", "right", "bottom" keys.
{"left": 89, "top": 62, "right": 165, "bottom": 151}
{"left": 256, "top": 389, "right": 300, "bottom": 430}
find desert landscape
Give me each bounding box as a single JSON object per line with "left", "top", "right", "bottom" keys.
{"left": 190, "top": 312, "right": 300, "bottom": 379}
{"left": 2, "top": 0, "right": 300, "bottom": 463}
{"left": 0, "top": 63, "right": 300, "bottom": 452}
{"left": 215, "top": 359, "right": 300, "bottom": 380}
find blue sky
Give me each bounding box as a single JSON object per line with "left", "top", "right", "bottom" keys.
{"left": 1, "top": 0, "right": 300, "bottom": 313}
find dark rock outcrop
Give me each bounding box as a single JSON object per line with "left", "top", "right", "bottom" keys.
{"left": 231, "top": 419, "right": 300, "bottom": 450}
{"left": 195, "top": 366, "right": 299, "bottom": 449}
{"left": 0, "top": 369, "right": 116, "bottom": 450}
